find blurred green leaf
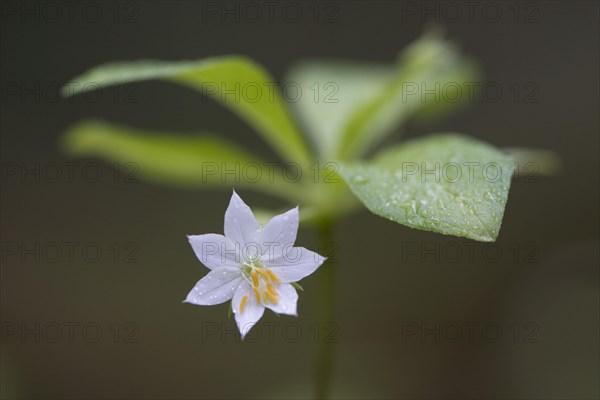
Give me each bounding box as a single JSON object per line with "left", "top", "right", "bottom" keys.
{"left": 339, "top": 32, "right": 480, "bottom": 159}
{"left": 504, "top": 147, "right": 562, "bottom": 176}
{"left": 338, "top": 134, "right": 514, "bottom": 242}
{"left": 62, "top": 56, "right": 312, "bottom": 166}
{"left": 253, "top": 206, "right": 320, "bottom": 226}
{"left": 285, "top": 61, "right": 396, "bottom": 160}
{"left": 286, "top": 31, "right": 480, "bottom": 161}
{"left": 62, "top": 120, "right": 303, "bottom": 201}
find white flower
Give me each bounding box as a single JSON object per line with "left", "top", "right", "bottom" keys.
{"left": 185, "top": 191, "right": 326, "bottom": 338}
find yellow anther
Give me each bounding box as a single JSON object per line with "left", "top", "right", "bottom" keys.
{"left": 266, "top": 269, "right": 281, "bottom": 283}
{"left": 250, "top": 270, "right": 259, "bottom": 288}
{"left": 239, "top": 295, "right": 249, "bottom": 313}
{"left": 266, "top": 282, "right": 275, "bottom": 293}
{"left": 257, "top": 269, "right": 269, "bottom": 280}
{"left": 266, "top": 288, "right": 278, "bottom": 302}
{"left": 252, "top": 287, "right": 262, "bottom": 304}
{"left": 265, "top": 290, "right": 279, "bottom": 304}
{"left": 265, "top": 290, "right": 279, "bottom": 303}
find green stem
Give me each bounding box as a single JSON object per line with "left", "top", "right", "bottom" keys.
{"left": 314, "top": 220, "right": 336, "bottom": 399}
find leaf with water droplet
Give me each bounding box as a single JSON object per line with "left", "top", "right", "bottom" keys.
{"left": 338, "top": 133, "right": 514, "bottom": 242}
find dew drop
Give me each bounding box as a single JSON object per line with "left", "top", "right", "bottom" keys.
{"left": 353, "top": 175, "right": 369, "bottom": 184}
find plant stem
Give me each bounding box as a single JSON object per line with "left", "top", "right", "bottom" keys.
{"left": 314, "top": 220, "right": 336, "bottom": 399}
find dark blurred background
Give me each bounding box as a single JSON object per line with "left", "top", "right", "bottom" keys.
{"left": 1, "top": 1, "right": 598, "bottom": 399}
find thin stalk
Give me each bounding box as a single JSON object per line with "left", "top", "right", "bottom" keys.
{"left": 314, "top": 220, "right": 336, "bottom": 399}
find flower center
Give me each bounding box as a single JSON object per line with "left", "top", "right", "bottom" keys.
{"left": 240, "top": 256, "right": 281, "bottom": 311}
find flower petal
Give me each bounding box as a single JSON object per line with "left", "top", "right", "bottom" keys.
{"left": 259, "top": 206, "right": 299, "bottom": 258}
{"left": 232, "top": 281, "right": 265, "bottom": 339}
{"left": 224, "top": 191, "right": 260, "bottom": 252}
{"left": 267, "top": 247, "right": 326, "bottom": 283}
{"left": 188, "top": 233, "right": 241, "bottom": 270}
{"left": 265, "top": 283, "right": 298, "bottom": 316}
{"left": 184, "top": 268, "right": 243, "bottom": 306}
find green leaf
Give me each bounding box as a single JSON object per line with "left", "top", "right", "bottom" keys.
{"left": 291, "top": 282, "right": 304, "bottom": 291}
{"left": 338, "top": 134, "right": 514, "bottom": 242}
{"left": 286, "top": 31, "right": 480, "bottom": 161}
{"left": 253, "top": 206, "right": 320, "bottom": 226}
{"left": 62, "top": 56, "right": 312, "bottom": 166}
{"left": 339, "top": 32, "right": 480, "bottom": 159}
{"left": 503, "top": 147, "right": 561, "bottom": 176}
{"left": 285, "top": 61, "right": 396, "bottom": 160}
{"left": 62, "top": 120, "right": 303, "bottom": 201}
